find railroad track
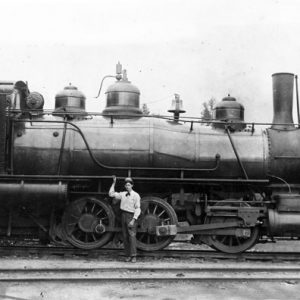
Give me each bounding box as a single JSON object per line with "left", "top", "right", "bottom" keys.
{"left": 1, "top": 245, "right": 300, "bottom": 261}
{"left": 0, "top": 266, "right": 300, "bottom": 281}
{"left": 1, "top": 244, "right": 300, "bottom": 283}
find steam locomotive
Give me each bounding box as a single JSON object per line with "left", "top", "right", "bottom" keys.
{"left": 0, "top": 63, "right": 300, "bottom": 254}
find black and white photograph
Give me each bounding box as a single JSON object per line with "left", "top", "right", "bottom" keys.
{"left": 0, "top": 0, "right": 300, "bottom": 299}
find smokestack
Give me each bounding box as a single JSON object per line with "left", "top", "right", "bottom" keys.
{"left": 272, "top": 73, "right": 295, "bottom": 130}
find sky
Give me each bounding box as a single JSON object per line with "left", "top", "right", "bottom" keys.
{"left": 0, "top": 0, "right": 300, "bottom": 123}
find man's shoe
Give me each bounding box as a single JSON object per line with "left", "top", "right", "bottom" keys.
{"left": 131, "top": 257, "right": 136, "bottom": 263}
{"left": 125, "top": 257, "right": 131, "bottom": 262}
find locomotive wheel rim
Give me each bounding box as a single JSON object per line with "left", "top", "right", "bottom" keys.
{"left": 207, "top": 202, "right": 259, "bottom": 254}
{"left": 62, "top": 197, "right": 115, "bottom": 250}
{"left": 136, "top": 196, "right": 178, "bottom": 251}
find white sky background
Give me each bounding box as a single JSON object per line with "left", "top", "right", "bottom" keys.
{"left": 0, "top": 0, "right": 300, "bottom": 123}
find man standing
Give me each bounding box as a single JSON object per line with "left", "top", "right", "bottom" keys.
{"left": 109, "top": 176, "right": 141, "bottom": 263}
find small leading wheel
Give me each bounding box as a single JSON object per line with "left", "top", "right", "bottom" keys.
{"left": 49, "top": 209, "right": 70, "bottom": 246}
{"left": 136, "top": 196, "right": 178, "bottom": 251}
{"left": 62, "top": 197, "right": 115, "bottom": 249}
{"left": 49, "top": 221, "right": 70, "bottom": 246}
{"left": 206, "top": 202, "right": 259, "bottom": 254}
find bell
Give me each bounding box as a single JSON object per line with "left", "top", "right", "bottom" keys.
{"left": 168, "top": 94, "right": 186, "bottom": 121}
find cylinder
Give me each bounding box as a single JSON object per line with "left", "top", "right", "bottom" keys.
{"left": 272, "top": 73, "right": 295, "bottom": 130}
{"left": 268, "top": 209, "right": 300, "bottom": 236}
{"left": 274, "top": 193, "right": 300, "bottom": 212}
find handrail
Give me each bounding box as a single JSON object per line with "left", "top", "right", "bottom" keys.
{"left": 0, "top": 173, "right": 269, "bottom": 184}
{"left": 6, "top": 109, "right": 300, "bottom": 127}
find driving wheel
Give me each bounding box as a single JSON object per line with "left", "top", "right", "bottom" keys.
{"left": 206, "top": 202, "right": 259, "bottom": 254}
{"left": 136, "top": 196, "right": 178, "bottom": 251}
{"left": 62, "top": 197, "right": 115, "bottom": 249}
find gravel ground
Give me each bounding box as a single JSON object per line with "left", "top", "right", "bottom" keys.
{"left": 0, "top": 252, "right": 298, "bottom": 300}
{"left": 0, "top": 280, "right": 299, "bottom": 300}
{"left": 1, "top": 240, "right": 300, "bottom": 299}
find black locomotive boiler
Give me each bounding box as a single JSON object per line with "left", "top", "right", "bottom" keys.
{"left": 0, "top": 64, "right": 300, "bottom": 254}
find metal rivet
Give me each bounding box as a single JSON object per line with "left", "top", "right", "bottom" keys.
{"left": 53, "top": 131, "right": 59, "bottom": 137}
{"left": 17, "top": 131, "right": 22, "bottom": 137}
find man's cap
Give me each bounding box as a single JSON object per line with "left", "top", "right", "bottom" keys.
{"left": 124, "top": 177, "right": 133, "bottom": 184}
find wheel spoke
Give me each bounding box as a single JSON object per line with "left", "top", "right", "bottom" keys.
{"left": 70, "top": 214, "right": 80, "bottom": 219}
{"left": 157, "top": 210, "right": 166, "bottom": 217}
{"left": 153, "top": 205, "right": 158, "bottom": 215}
{"left": 139, "top": 233, "right": 146, "bottom": 241}
{"left": 96, "top": 209, "right": 104, "bottom": 216}
{"left": 75, "top": 204, "right": 84, "bottom": 213}
{"left": 219, "top": 236, "right": 226, "bottom": 243}
{"left": 67, "top": 222, "right": 77, "bottom": 226}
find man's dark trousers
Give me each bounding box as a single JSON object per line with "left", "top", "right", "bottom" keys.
{"left": 121, "top": 210, "right": 137, "bottom": 257}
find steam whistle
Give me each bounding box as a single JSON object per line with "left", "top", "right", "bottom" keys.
{"left": 168, "top": 94, "right": 186, "bottom": 121}
{"left": 95, "top": 61, "right": 124, "bottom": 98}
{"left": 116, "top": 62, "right": 122, "bottom": 81}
